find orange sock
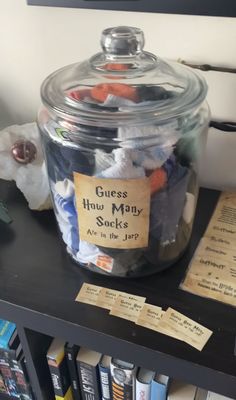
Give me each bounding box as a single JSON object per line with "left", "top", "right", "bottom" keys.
{"left": 91, "top": 83, "right": 138, "bottom": 102}
{"left": 105, "top": 63, "right": 129, "bottom": 71}
{"left": 149, "top": 168, "right": 167, "bottom": 194}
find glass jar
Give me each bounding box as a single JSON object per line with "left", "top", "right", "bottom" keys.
{"left": 38, "top": 26, "right": 209, "bottom": 277}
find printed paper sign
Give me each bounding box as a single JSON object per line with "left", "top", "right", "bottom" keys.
{"left": 136, "top": 303, "right": 164, "bottom": 331}
{"left": 188, "top": 254, "right": 236, "bottom": 280}
{"left": 205, "top": 192, "right": 236, "bottom": 241}
{"left": 74, "top": 173, "right": 150, "bottom": 249}
{"left": 75, "top": 283, "right": 102, "bottom": 305}
{"left": 96, "top": 288, "right": 146, "bottom": 310}
{"left": 204, "top": 233, "right": 236, "bottom": 252}
{"left": 109, "top": 296, "right": 145, "bottom": 322}
{"left": 197, "top": 237, "right": 236, "bottom": 265}
{"left": 181, "top": 192, "right": 236, "bottom": 306}
{"left": 158, "top": 308, "right": 212, "bottom": 351}
{"left": 181, "top": 251, "right": 236, "bottom": 304}
{"left": 181, "top": 273, "right": 236, "bottom": 307}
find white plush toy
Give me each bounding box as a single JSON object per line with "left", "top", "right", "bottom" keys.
{"left": 0, "top": 122, "right": 52, "bottom": 210}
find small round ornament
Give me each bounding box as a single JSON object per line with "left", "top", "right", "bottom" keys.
{"left": 11, "top": 140, "right": 37, "bottom": 164}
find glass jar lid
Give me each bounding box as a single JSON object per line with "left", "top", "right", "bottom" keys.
{"left": 41, "top": 26, "right": 207, "bottom": 128}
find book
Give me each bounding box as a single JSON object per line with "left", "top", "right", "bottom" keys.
{"left": 76, "top": 347, "right": 102, "bottom": 400}
{"left": 207, "top": 392, "right": 234, "bottom": 400}
{"left": 110, "top": 358, "right": 137, "bottom": 400}
{"left": 11, "top": 355, "right": 33, "bottom": 400}
{"left": 0, "top": 349, "right": 19, "bottom": 398}
{"left": 0, "top": 320, "right": 17, "bottom": 349}
{"left": 20, "top": 357, "right": 34, "bottom": 399}
{"left": 195, "top": 388, "right": 208, "bottom": 400}
{"left": 0, "top": 371, "right": 8, "bottom": 395}
{"left": 47, "top": 338, "right": 73, "bottom": 400}
{"left": 7, "top": 330, "right": 23, "bottom": 362}
{"left": 0, "top": 325, "right": 22, "bottom": 399}
{"left": 8, "top": 329, "right": 19, "bottom": 351}
{"left": 150, "top": 374, "right": 169, "bottom": 400}
{"left": 65, "top": 342, "right": 81, "bottom": 400}
{"left": 167, "top": 380, "right": 197, "bottom": 400}
{"left": 7, "top": 331, "right": 34, "bottom": 400}
{"left": 136, "top": 368, "right": 155, "bottom": 400}
{"left": 98, "top": 355, "right": 112, "bottom": 400}
{"left": 0, "top": 325, "right": 30, "bottom": 399}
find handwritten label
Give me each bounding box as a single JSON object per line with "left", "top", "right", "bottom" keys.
{"left": 158, "top": 308, "right": 212, "bottom": 351}
{"left": 74, "top": 173, "right": 150, "bottom": 249}
{"left": 75, "top": 283, "right": 102, "bottom": 305}
{"left": 109, "top": 296, "right": 145, "bottom": 322}
{"left": 96, "top": 288, "right": 146, "bottom": 310}
{"left": 136, "top": 303, "right": 164, "bottom": 331}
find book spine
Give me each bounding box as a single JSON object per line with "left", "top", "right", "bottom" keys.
{"left": 98, "top": 364, "right": 112, "bottom": 400}
{"left": 0, "top": 349, "right": 19, "bottom": 398}
{"left": 77, "top": 361, "right": 101, "bottom": 400}
{"left": 150, "top": 382, "right": 166, "bottom": 400}
{"left": 136, "top": 380, "right": 151, "bottom": 400}
{"left": 0, "top": 372, "right": 8, "bottom": 395}
{"left": 110, "top": 365, "right": 136, "bottom": 400}
{"left": 55, "top": 386, "right": 73, "bottom": 400}
{"left": 0, "top": 321, "right": 16, "bottom": 349}
{"left": 10, "top": 358, "right": 33, "bottom": 400}
{"left": 65, "top": 345, "right": 80, "bottom": 400}
{"left": 48, "top": 356, "right": 71, "bottom": 398}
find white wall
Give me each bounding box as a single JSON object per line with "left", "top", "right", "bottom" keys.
{"left": 0, "top": 0, "right": 236, "bottom": 188}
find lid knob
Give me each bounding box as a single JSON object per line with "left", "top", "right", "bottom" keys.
{"left": 101, "top": 26, "right": 145, "bottom": 57}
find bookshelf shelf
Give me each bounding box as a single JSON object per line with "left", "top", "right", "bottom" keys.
{"left": 0, "top": 180, "right": 236, "bottom": 400}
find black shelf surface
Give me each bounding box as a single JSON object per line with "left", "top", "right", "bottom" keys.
{"left": 0, "top": 181, "right": 236, "bottom": 397}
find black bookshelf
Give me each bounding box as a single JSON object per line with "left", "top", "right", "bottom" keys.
{"left": 27, "top": 0, "right": 236, "bottom": 18}
{"left": 0, "top": 180, "right": 236, "bottom": 400}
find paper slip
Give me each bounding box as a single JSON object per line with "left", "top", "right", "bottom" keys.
{"left": 96, "top": 288, "right": 146, "bottom": 310}
{"left": 109, "top": 296, "right": 146, "bottom": 322}
{"left": 75, "top": 283, "right": 102, "bottom": 305}
{"left": 157, "top": 308, "right": 212, "bottom": 351}
{"left": 136, "top": 303, "right": 164, "bottom": 330}
{"left": 96, "top": 288, "right": 121, "bottom": 309}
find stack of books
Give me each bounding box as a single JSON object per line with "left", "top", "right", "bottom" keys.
{"left": 46, "top": 339, "right": 233, "bottom": 400}
{"left": 0, "top": 319, "right": 33, "bottom": 400}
